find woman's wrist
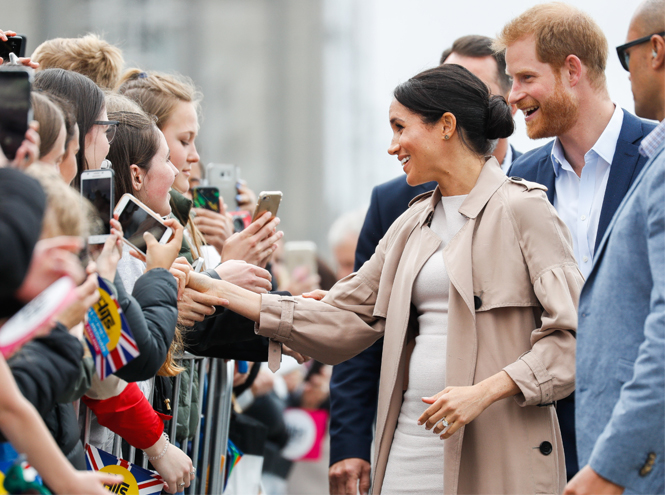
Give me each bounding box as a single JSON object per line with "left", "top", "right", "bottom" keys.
{"left": 474, "top": 371, "right": 520, "bottom": 408}
{"left": 143, "top": 431, "right": 169, "bottom": 459}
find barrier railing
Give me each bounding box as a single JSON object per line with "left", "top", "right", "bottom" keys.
{"left": 78, "top": 354, "right": 236, "bottom": 495}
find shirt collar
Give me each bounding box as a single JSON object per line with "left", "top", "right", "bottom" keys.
{"left": 639, "top": 119, "right": 665, "bottom": 158}
{"left": 550, "top": 104, "right": 624, "bottom": 176}
{"left": 501, "top": 144, "right": 513, "bottom": 173}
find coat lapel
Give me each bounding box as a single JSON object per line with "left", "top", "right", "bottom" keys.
{"left": 594, "top": 112, "right": 648, "bottom": 251}
{"left": 535, "top": 150, "right": 556, "bottom": 205}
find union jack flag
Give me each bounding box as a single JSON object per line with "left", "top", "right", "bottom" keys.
{"left": 85, "top": 444, "right": 164, "bottom": 495}
{"left": 85, "top": 276, "right": 140, "bottom": 380}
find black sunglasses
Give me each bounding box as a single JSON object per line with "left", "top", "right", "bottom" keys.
{"left": 93, "top": 120, "right": 120, "bottom": 144}
{"left": 616, "top": 31, "right": 665, "bottom": 71}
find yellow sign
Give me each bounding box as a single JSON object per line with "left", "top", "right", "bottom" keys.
{"left": 0, "top": 470, "right": 7, "bottom": 495}
{"left": 95, "top": 289, "right": 121, "bottom": 352}
{"left": 100, "top": 465, "right": 137, "bottom": 495}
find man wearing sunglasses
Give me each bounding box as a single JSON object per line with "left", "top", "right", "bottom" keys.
{"left": 564, "top": 1, "right": 665, "bottom": 494}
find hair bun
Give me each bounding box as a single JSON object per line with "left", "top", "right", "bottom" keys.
{"left": 486, "top": 95, "right": 514, "bottom": 140}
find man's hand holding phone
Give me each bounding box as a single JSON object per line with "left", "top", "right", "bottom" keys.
{"left": 222, "top": 212, "right": 283, "bottom": 267}
{"left": 130, "top": 218, "right": 184, "bottom": 271}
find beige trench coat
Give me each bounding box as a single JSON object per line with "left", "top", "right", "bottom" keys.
{"left": 256, "top": 159, "right": 583, "bottom": 494}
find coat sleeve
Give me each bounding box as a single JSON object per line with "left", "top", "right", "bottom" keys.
{"left": 112, "top": 269, "right": 178, "bottom": 382}
{"left": 7, "top": 323, "right": 84, "bottom": 417}
{"left": 502, "top": 187, "right": 583, "bottom": 406}
{"left": 588, "top": 156, "right": 665, "bottom": 491}
{"left": 254, "top": 215, "right": 397, "bottom": 365}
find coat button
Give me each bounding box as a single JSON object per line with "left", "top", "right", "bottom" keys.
{"left": 474, "top": 296, "right": 482, "bottom": 310}
{"left": 539, "top": 441, "right": 553, "bottom": 456}
{"left": 640, "top": 452, "right": 656, "bottom": 476}
{"left": 509, "top": 176, "right": 523, "bottom": 181}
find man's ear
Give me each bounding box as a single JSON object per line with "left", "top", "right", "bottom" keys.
{"left": 563, "top": 55, "right": 583, "bottom": 88}
{"left": 651, "top": 35, "right": 665, "bottom": 70}
{"left": 130, "top": 164, "right": 143, "bottom": 191}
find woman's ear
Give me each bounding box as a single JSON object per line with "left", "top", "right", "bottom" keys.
{"left": 440, "top": 112, "right": 457, "bottom": 141}
{"left": 130, "top": 164, "right": 143, "bottom": 192}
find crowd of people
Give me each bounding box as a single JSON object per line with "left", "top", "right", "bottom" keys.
{"left": 0, "top": 0, "right": 663, "bottom": 494}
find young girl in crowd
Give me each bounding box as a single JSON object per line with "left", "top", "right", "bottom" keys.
{"left": 31, "top": 92, "right": 67, "bottom": 167}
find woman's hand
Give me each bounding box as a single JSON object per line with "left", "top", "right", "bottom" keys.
{"left": 302, "top": 289, "right": 328, "bottom": 300}
{"left": 145, "top": 437, "right": 193, "bottom": 494}
{"left": 54, "top": 272, "right": 100, "bottom": 330}
{"left": 221, "top": 212, "right": 283, "bottom": 267}
{"left": 169, "top": 256, "right": 192, "bottom": 300}
{"left": 192, "top": 207, "right": 234, "bottom": 255}
{"left": 176, "top": 287, "right": 226, "bottom": 327}
{"left": 418, "top": 371, "right": 520, "bottom": 439}
{"left": 236, "top": 180, "right": 257, "bottom": 213}
{"left": 215, "top": 260, "right": 272, "bottom": 293}
{"left": 132, "top": 219, "right": 184, "bottom": 271}
{"left": 94, "top": 219, "right": 123, "bottom": 281}
{"left": 54, "top": 470, "right": 124, "bottom": 495}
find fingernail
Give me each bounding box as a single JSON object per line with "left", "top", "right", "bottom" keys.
{"left": 417, "top": 420, "right": 423, "bottom": 425}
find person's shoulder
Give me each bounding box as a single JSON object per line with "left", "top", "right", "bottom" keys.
{"left": 620, "top": 109, "right": 658, "bottom": 139}
{"left": 509, "top": 141, "right": 554, "bottom": 176}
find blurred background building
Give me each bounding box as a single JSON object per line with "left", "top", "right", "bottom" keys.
{"left": 3, "top": 0, "right": 630, "bottom": 262}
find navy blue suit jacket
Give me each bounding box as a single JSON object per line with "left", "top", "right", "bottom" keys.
{"left": 328, "top": 148, "right": 521, "bottom": 466}
{"left": 508, "top": 110, "right": 655, "bottom": 478}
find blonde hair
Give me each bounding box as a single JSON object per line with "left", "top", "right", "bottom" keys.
{"left": 495, "top": 2, "right": 608, "bottom": 90}
{"left": 25, "top": 164, "right": 96, "bottom": 238}
{"left": 32, "top": 34, "right": 124, "bottom": 90}
{"left": 31, "top": 92, "right": 65, "bottom": 159}
{"left": 117, "top": 69, "right": 201, "bottom": 127}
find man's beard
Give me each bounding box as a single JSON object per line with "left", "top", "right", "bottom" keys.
{"left": 524, "top": 82, "right": 579, "bottom": 140}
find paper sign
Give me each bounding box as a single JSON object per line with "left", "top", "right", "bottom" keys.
{"left": 281, "top": 408, "right": 329, "bottom": 461}
{"left": 84, "top": 276, "right": 139, "bottom": 379}
{"left": 0, "top": 277, "right": 77, "bottom": 358}
{"left": 85, "top": 444, "right": 164, "bottom": 495}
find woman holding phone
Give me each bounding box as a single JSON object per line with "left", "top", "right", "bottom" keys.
{"left": 187, "top": 64, "right": 582, "bottom": 494}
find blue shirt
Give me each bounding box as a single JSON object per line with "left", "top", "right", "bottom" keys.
{"left": 551, "top": 105, "right": 624, "bottom": 278}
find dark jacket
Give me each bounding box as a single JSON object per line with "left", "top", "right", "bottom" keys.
{"left": 184, "top": 269, "right": 270, "bottom": 362}
{"left": 0, "top": 169, "right": 46, "bottom": 318}
{"left": 508, "top": 110, "right": 654, "bottom": 478}
{"left": 329, "top": 147, "right": 523, "bottom": 466}
{"left": 112, "top": 268, "right": 178, "bottom": 382}
{"left": 5, "top": 324, "right": 86, "bottom": 467}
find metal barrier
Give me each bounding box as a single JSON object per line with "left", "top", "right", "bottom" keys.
{"left": 78, "top": 355, "right": 236, "bottom": 495}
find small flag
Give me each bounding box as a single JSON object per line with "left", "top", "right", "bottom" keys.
{"left": 85, "top": 444, "right": 164, "bottom": 495}
{"left": 84, "top": 276, "right": 140, "bottom": 379}
{"left": 224, "top": 440, "right": 243, "bottom": 490}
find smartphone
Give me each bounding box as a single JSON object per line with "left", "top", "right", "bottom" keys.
{"left": 113, "top": 194, "right": 173, "bottom": 256}
{"left": 205, "top": 163, "right": 238, "bottom": 209}
{"left": 229, "top": 210, "right": 252, "bottom": 233}
{"left": 252, "top": 191, "right": 282, "bottom": 222}
{"left": 284, "top": 241, "right": 318, "bottom": 278}
{"left": 0, "top": 35, "right": 26, "bottom": 60}
{"left": 80, "top": 169, "right": 114, "bottom": 244}
{"left": 192, "top": 257, "right": 205, "bottom": 273}
{"left": 192, "top": 186, "right": 220, "bottom": 213}
{"left": 0, "top": 67, "right": 32, "bottom": 160}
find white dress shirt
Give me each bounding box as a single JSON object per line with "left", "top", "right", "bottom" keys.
{"left": 551, "top": 105, "right": 623, "bottom": 279}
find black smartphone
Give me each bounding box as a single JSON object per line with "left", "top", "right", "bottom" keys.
{"left": 0, "top": 36, "right": 26, "bottom": 60}
{"left": 192, "top": 186, "right": 220, "bottom": 212}
{"left": 80, "top": 169, "right": 114, "bottom": 244}
{"left": 0, "top": 68, "right": 32, "bottom": 160}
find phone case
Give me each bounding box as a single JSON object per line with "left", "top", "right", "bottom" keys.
{"left": 252, "top": 191, "right": 283, "bottom": 221}
{"left": 113, "top": 194, "right": 172, "bottom": 255}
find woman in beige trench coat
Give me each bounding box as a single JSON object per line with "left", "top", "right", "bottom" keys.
{"left": 188, "top": 65, "right": 583, "bottom": 494}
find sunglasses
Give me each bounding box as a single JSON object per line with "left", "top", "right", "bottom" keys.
{"left": 93, "top": 120, "right": 120, "bottom": 144}
{"left": 616, "top": 32, "right": 665, "bottom": 71}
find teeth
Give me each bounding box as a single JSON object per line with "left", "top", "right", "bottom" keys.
{"left": 523, "top": 106, "right": 539, "bottom": 115}
{"left": 401, "top": 156, "right": 410, "bottom": 165}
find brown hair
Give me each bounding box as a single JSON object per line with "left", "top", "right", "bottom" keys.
{"left": 31, "top": 92, "right": 65, "bottom": 159}
{"left": 495, "top": 2, "right": 608, "bottom": 90}
{"left": 440, "top": 35, "right": 512, "bottom": 95}
{"left": 118, "top": 69, "right": 205, "bottom": 258}
{"left": 32, "top": 34, "right": 124, "bottom": 90}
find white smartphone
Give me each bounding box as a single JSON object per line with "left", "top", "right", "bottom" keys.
{"left": 192, "top": 257, "right": 205, "bottom": 273}
{"left": 113, "top": 194, "right": 173, "bottom": 256}
{"left": 205, "top": 163, "right": 239, "bottom": 209}
{"left": 284, "top": 241, "right": 318, "bottom": 277}
{"left": 80, "top": 169, "right": 114, "bottom": 244}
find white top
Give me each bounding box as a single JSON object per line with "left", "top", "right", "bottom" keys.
{"left": 551, "top": 105, "right": 623, "bottom": 278}
{"left": 382, "top": 195, "right": 467, "bottom": 495}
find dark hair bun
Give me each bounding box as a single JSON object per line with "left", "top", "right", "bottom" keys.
{"left": 486, "top": 95, "right": 514, "bottom": 140}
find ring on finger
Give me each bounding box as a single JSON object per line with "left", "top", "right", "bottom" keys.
{"left": 178, "top": 482, "right": 186, "bottom": 487}
{"left": 441, "top": 418, "right": 450, "bottom": 428}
